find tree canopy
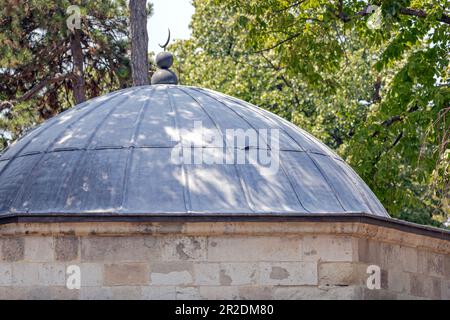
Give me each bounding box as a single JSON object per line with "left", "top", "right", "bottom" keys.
{"left": 0, "top": 0, "right": 131, "bottom": 148}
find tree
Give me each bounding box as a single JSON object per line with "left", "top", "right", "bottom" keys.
{"left": 172, "top": 0, "right": 449, "bottom": 227}
{"left": 69, "top": 28, "right": 86, "bottom": 104}
{"left": 0, "top": 0, "right": 131, "bottom": 146}
{"left": 129, "top": 0, "right": 152, "bottom": 86}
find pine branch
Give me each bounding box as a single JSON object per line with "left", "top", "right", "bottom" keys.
{"left": 0, "top": 74, "right": 76, "bottom": 112}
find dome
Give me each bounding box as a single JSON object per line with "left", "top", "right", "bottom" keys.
{"left": 0, "top": 85, "right": 388, "bottom": 219}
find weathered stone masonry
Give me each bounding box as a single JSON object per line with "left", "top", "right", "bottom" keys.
{"left": 0, "top": 219, "right": 449, "bottom": 300}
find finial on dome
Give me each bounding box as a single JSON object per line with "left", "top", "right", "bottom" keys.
{"left": 151, "top": 29, "right": 178, "bottom": 85}
{"left": 158, "top": 28, "right": 171, "bottom": 52}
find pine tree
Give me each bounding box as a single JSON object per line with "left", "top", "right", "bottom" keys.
{"left": 129, "top": 0, "right": 151, "bottom": 86}
{"left": 0, "top": 0, "right": 131, "bottom": 145}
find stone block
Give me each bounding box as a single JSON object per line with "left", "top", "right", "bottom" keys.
{"left": 238, "top": 286, "right": 274, "bottom": 300}
{"left": 0, "top": 287, "right": 56, "bottom": 300}
{"left": 150, "top": 262, "right": 194, "bottom": 285}
{"left": 357, "top": 238, "right": 381, "bottom": 264}
{"left": 273, "top": 286, "right": 324, "bottom": 300}
{"left": 259, "top": 262, "right": 317, "bottom": 286}
{"left": 199, "top": 286, "right": 239, "bottom": 300}
{"left": 379, "top": 242, "right": 402, "bottom": 270}
{"left": 397, "top": 293, "right": 430, "bottom": 300}
{"left": 194, "top": 263, "right": 220, "bottom": 285}
{"left": 410, "top": 273, "right": 441, "bottom": 299}
{"left": 24, "top": 237, "right": 54, "bottom": 262}
{"left": 23, "top": 287, "right": 54, "bottom": 300}
{"left": 175, "top": 286, "right": 201, "bottom": 300}
{"left": 142, "top": 286, "right": 176, "bottom": 300}
{"left": 207, "top": 236, "right": 301, "bottom": 262}
{"left": 418, "top": 251, "right": 446, "bottom": 278}
{"left": 15, "top": 286, "right": 80, "bottom": 300}
{"left": 445, "top": 256, "right": 450, "bottom": 279}
{"left": 1, "top": 237, "right": 24, "bottom": 262}
{"left": 104, "top": 263, "right": 149, "bottom": 286}
{"left": 0, "top": 286, "right": 23, "bottom": 299}
{"left": 48, "top": 287, "right": 80, "bottom": 300}
{"left": 194, "top": 262, "right": 258, "bottom": 286}
{"left": 55, "top": 236, "right": 79, "bottom": 261}
{"left": 110, "top": 286, "right": 142, "bottom": 300}
{"left": 318, "top": 262, "right": 366, "bottom": 287}
{"left": 303, "top": 235, "right": 352, "bottom": 262}
{"left": 381, "top": 269, "right": 388, "bottom": 290}
{"left": 274, "top": 286, "right": 362, "bottom": 300}
{"left": 37, "top": 263, "right": 66, "bottom": 286}
{"left": 80, "top": 287, "right": 113, "bottom": 300}
{"left": 11, "top": 263, "right": 40, "bottom": 286}
{"left": 80, "top": 263, "right": 103, "bottom": 287}
{"left": 432, "top": 277, "right": 442, "bottom": 299}
{"left": 0, "top": 263, "right": 12, "bottom": 286}
{"left": 273, "top": 287, "right": 321, "bottom": 300}
{"left": 387, "top": 270, "right": 410, "bottom": 293}
{"left": 400, "top": 246, "right": 418, "bottom": 273}
{"left": 361, "top": 288, "right": 398, "bottom": 300}
{"left": 81, "top": 236, "right": 161, "bottom": 262}
{"left": 162, "top": 236, "right": 207, "bottom": 261}
{"left": 219, "top": 263, "right": 257, "bottom": 286}
{"left": 442, "top": 280, "right": 450, "bottom": 300}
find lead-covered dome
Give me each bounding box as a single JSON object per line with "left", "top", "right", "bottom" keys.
{"left": 0, "top": 85, "right": 388, "bottom": 218}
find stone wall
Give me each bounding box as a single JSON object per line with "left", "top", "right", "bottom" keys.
{"left": 0, "top": 221, "right": 448, "bottom": 299}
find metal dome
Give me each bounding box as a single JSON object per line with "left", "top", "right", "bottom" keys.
{"left": 0, "top": 85, "right": 388, "bottom": 219}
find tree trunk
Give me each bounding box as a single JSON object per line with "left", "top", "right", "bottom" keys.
{"left": 130, "top": 0, "right": 149, "bottom": 86}
{"left": 70, "top": 29, "right": 86, "bottom": 104}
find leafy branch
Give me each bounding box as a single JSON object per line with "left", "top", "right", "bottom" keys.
{"left": 0, "top": 73, "right": 76, "bottom": 112}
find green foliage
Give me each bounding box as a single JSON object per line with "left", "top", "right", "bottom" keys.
{"left": 172, "top": 0, "right": 449, "bottom": 227}
{"left": 0, "top": 0, "right": 131, "bottom": 143}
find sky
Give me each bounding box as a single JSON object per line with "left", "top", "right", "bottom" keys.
{"left": 147, "top": 0, "right": 195, "bottom": 54}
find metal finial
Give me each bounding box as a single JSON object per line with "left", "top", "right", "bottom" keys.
{"left": 151, "top": 28, "right": 178, "bottom": 85}
{"left": 158, "top": 28, "right": 171, "bottom": 52}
